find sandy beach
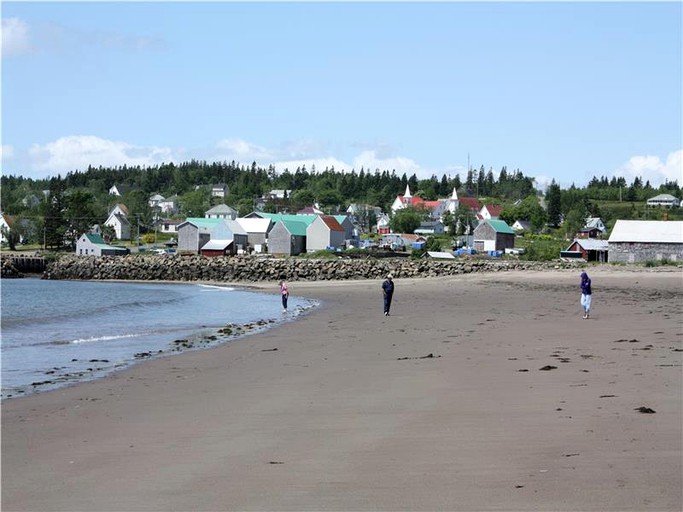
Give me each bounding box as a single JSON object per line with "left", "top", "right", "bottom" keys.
{"left": 2, "top": 267, "right": 681, "bottom": 511}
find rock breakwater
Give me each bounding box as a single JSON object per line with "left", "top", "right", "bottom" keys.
{"left": 44, "top": 254, "right": 581, "bottom": 283}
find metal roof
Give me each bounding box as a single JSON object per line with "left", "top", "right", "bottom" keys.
{"left": 571, "top": 239, "right": 609, "bottom": 250}
{"left": 486, "top": 219, "right": 516, "bottom": 234}
{"left": 236, "top": 217, "right": 272, "bottom": 233}
{"left": 277, "top": 219, "right": 308, "bottom": 236}
{"left": 201, "top": 239, "right": 233, "bottom": 251}
{"left": 608, "top": 220, "right": 683, "bottom": 243}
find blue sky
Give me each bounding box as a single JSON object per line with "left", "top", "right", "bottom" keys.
{"left": 2, "top": 1, "right": 682, "bottom": 190}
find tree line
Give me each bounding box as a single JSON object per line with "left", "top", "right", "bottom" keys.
{"left": 0, "top": 159, "right": 679, "bottom": 250}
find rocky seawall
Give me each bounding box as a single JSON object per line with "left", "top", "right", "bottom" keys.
{"left": 44, "top": 254, "right": 583, "bottom": 283}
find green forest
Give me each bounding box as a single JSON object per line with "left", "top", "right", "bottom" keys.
{"left": 1, "top": 159, "right": 681, "bottom": 251}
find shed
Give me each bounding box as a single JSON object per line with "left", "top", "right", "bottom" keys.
{"left": 472, "top": 219, "right": 515, "bottom": 252}
{"left": 608, "top": 220, "right": 683, "bottom": 263}
{"left": 307, "top": 215, "right": 346, "bottom": 251}
{"left": 177, "top": 218, "right": 245, "bottom": 254}
{"left": 423, "top": 251, "right": 455, "bottom": 259}
{"left": 236, "top": 217, "right": 273, "bottom": 251}
{"left": 562, "top": 238, "right": 609, "bottom": 262}
{"left": 200, "top": 239, "right": 233, "bottom": 257}
{"left": 268, "top": 220, "right": 307, "bottom": 256}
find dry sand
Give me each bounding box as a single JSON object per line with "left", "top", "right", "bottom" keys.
{"left": 2, "top": 268, "right": 681, "bottom": 511}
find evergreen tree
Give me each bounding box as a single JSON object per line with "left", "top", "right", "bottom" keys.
{"left": 44, "top": 178, "right": 67, "bottom": 250}
{"left": 546, "top": 180, "right": 562, "bottom": 227}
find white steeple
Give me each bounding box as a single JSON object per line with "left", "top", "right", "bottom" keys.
{"left": 404, "top": 184, "right": 412, "bottom": 198}
{"left": 448, "top": 187, "right": 460, "bottom": 214}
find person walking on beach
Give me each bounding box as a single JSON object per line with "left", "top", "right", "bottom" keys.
{"left": 382, "top": 273, "right": 394, "bottom": 316}
{"left": 280, "top": 280, "right": 289, "bottom": 313}
{"left": 580, "top": 271, "right": 592, "bottom": 319}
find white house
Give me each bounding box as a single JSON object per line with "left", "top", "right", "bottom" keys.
{"left": 377, "top": 213, "right": 391, "bottom": 235}
{"left": 478, "top": 204, "right": 503, "bottom": 220}
{"left": 584, "top": 217, "right": 606, "bottom": 233}
{"left": 108, "top": 184, "right": 131, "bottom": 196}
{"left": 512, "top": 220, "right": 531, "bottom": 232}
{"left": 268, "top": 189, "right": 291, "bottom": 200}
{"left": 0, "top": 213, "right": 12, "bottom": 243}
{"left": 205, "top": 204, "right": 238, "bottom": 220}
{"left": 160, "top": 219, "right": 181, "bottom": 234}
{"left": 148, "top": 194, "right": 165, "bottom": 208}
{"left": 105, "top": 211, "right": 131, "bottom": 240}
{"left": 76, "top": 233, "right": 128, "bottom": 256}
{"left": 159, "top": 195, "right": 179, "bottom": 214}
{"left": 211, "top": 184, "right": 229, "bottom": 198}
{"left": 109, "top": 203, "right": 129, "bottom": 217}
{"left": 646, "top": 194, "right": 680, "bottom": 208}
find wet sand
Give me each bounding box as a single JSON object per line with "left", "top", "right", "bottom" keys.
{"left": 2, "top": 268, "right": 681, "bottom": 511}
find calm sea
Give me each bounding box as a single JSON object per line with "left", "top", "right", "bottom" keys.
{"left": 1, "top": 278, "right": 317, "bottom": 399}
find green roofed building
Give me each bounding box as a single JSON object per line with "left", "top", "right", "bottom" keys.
{"left": 250, "top": 212, "right": 355, "bottom": 241}
{"left": 76, "top": 233, "right": 129, "bottom": 257}
{"left": 268, "top": 219, "right": 308, "bottom": 256}
{"left": 473, "top": 219, "right": 516, "bottom": 253}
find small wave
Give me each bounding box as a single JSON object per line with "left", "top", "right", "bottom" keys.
{"left": 198, "top": 284, "right": 235, "bottom": 292}
{"left": 70, "top": 333, "right": 141, "bottom": 344}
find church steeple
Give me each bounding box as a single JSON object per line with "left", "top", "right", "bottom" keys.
{"left": 448, "top": 187, "right": 460, "bottom": 214}
{"left": 404, "top": 184, "right": 412, "bottom": 198}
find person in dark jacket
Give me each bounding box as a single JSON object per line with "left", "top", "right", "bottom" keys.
{"left": 382, "top": 273, "right": 394, "bottom": 316}
{"left": 580, "top": 271, "right": 592, "bottom": 319}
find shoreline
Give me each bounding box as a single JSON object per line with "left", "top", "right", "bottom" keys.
{"left": 1, "top": 280, "right": 320, "bottom": 400}
{"left": 2, "top": 267, "right": 681, "bottom": 511}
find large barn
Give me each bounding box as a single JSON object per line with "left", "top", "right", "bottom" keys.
{"left": 608, "top": 220, "right": 683, "bottom": 263}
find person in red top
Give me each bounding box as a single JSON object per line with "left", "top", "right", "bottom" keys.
{"left": 279, "top": 280, "right": 289, "bottom": 313}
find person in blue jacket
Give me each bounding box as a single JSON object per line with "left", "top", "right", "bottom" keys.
{"left": 382, "top": 273, "right": 394, "bottom": 316}
{"left": 580, "top": 271, "right": 592, "bottom": 319}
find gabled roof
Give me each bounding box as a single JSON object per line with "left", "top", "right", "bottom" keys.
{"left": 277, "top": 219, "right": 308, "bottom": 237}
{"left": 256, "top": 212, "right": 319, "bottom": 227}
{"left": 569, "top": 238, "right": 609, "bottom": 251}
{"left": 608, "top": 220, "right": 683, "bottom": 243}
{"left": 236, "top": 217, "right": 272, "bottom": 233}
{"left": 482, "top": 204, "right": 503, "bottom": 217}
{"left": 108, "top": 203, "right": 129, "bottom": 216}
{"left": 320, "top": 215, "right": 345, "bottom": 232}
{"left": 224, "top": 219, "right": 247, "bottom": 236}
{"left": 107, "top": 212, "right": 130, "bottom": 225}
{"left": 459, "top": 197, "right": 482, "bottom": 211}
{"left": 486, "top": 219, "right": 515, "bottom": 234}
{"left": 206, "top": 204, "right": 237, "bottom": 214}
{"left": 178, "top": 217, "right": 225, "bottom": 231}
{"left": 513, "top": 220, "right": 531, "bottom": 230}
{"left": 584, "top": 217, "right": 605, "bottom": 230}
{"left": 82, "top": 233, "right": 127, "bottom": 251}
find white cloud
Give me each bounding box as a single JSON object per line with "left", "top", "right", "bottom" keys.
{"left": 215, "top": 138, "right": 274, "bottom": 162}
{"left": 352, "top": 150, "right": 426, "bottom": 177}
{"left": 271, "top": 157, "right": 351, "bottom": 173}
{"left": 612, "top": 150, "right": 683, "bottom": 187}
{"left": 28, "top": 135, "right": 179, "bottom": 174}
{"left": 2, "top": 17, "right": 31, "bottom": 58}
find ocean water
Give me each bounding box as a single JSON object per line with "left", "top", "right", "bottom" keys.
{"left": 1, "top": 278, "right": 316, "bottom": 399}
